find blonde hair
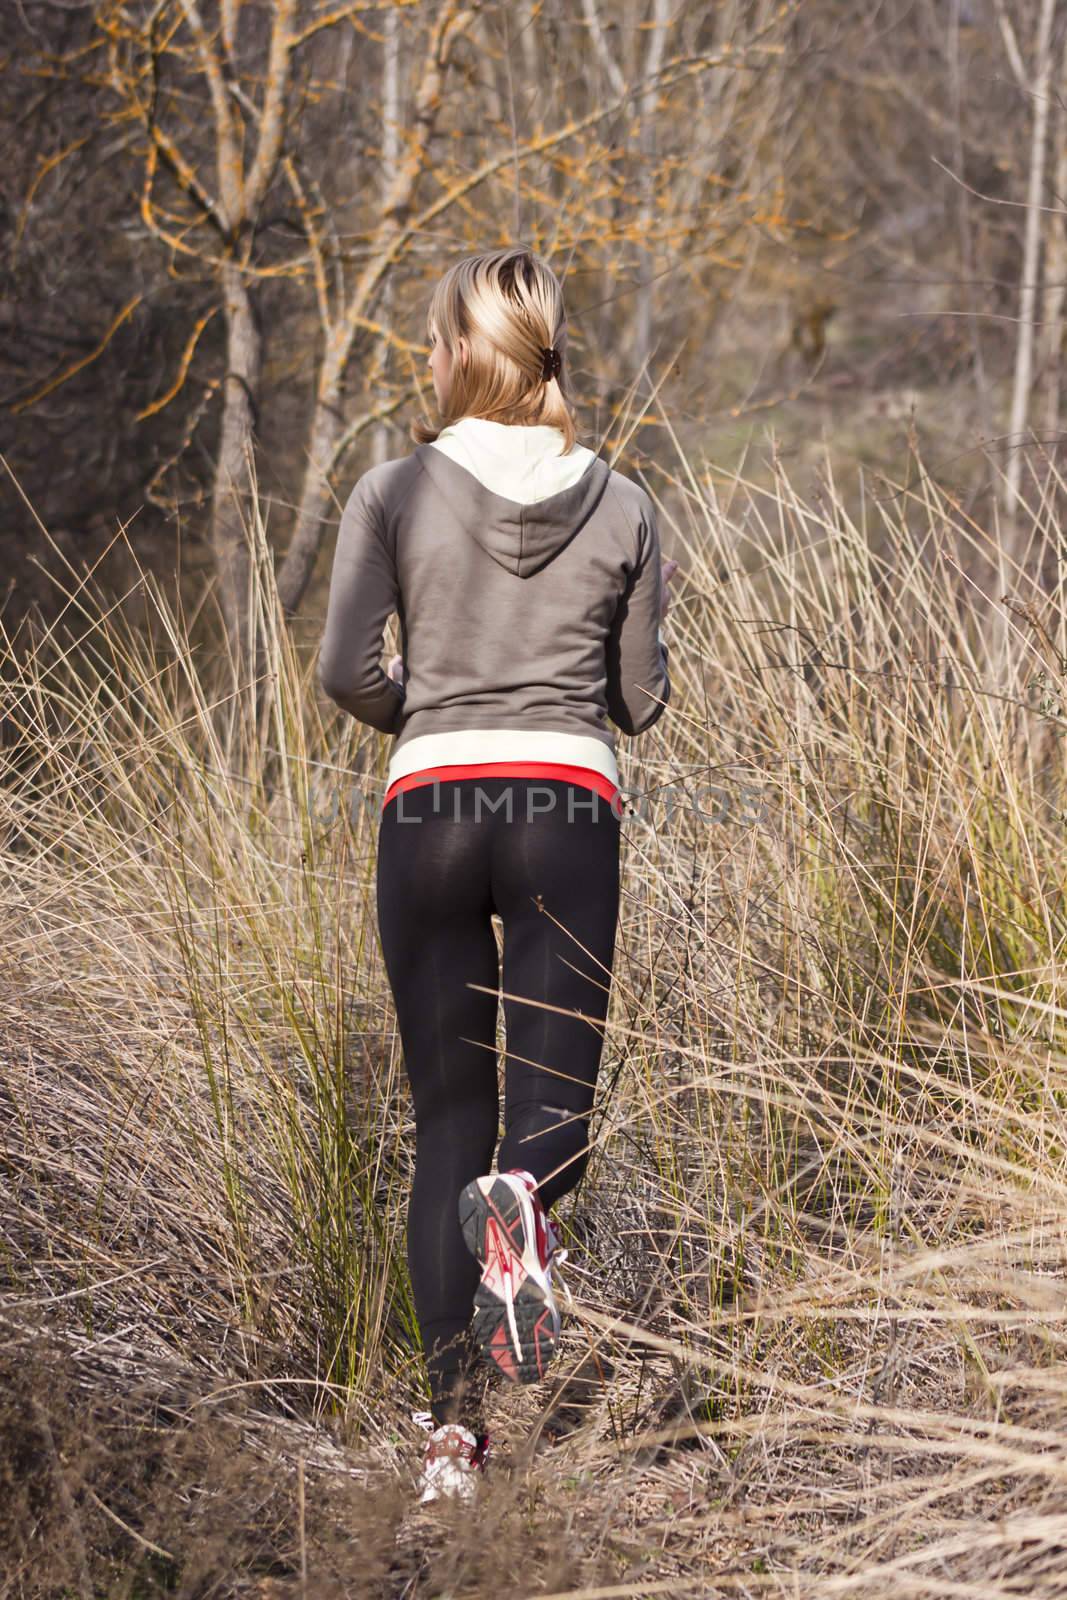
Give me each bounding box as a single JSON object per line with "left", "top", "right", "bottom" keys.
{"left": 410, "top": 246, "right": 580, "bottom": 453}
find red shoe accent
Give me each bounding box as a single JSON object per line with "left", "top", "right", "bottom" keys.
{"left": 504, "top": 1168, "right": 553, "bottom": 1273}
{"left": 489, "top": 1321, "right": 519, "bottom": 1379}
{"left": 529, "top": 1307, "right": 555, "bottom": 1378}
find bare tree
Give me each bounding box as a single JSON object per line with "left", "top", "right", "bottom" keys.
{"left": 9, "top": 0, "right": 800, "bottom": 691}
{"left": 275, "top": 3, "right": 796, "bottom": 618}
{"left": 1038, "top": 24, "right": 1067, "bottom": 441}
{"left": 102, "top": 0, "right": 344, "bottom": 682}
{"left": 995, "top": 0, "right": 1058, "bottom": 555}
{"left": 274, "top": 0, "right": 482, "bottom": 620}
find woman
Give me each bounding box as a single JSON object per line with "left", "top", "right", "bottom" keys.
{"left": 318, "top": 246, "right": 676, "bottom": 1503}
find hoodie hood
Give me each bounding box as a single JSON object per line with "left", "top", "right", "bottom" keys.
{"left": 415, "top": 418, "right": 611, "bottom": 579}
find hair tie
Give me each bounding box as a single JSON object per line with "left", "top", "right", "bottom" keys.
{"left": 540, "top": 344, "right": 561, "bottom": 383}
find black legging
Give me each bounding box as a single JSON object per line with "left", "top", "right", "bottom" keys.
{"left": 375, "top": 776, "right": 621, "bottom": 1425}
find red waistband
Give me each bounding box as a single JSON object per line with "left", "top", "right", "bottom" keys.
{"left": 381, "top": 762, "right": 622, "bottom": 813}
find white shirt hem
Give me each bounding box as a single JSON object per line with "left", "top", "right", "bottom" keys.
{"left": 386, "top": 729, "right": 620, "bottom": 789}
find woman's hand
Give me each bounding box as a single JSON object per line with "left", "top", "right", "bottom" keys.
{"left": 661, "top": 558, "right": 679, "bottom": 620}
{"left": 386, "top": 653, "right": 404, "bottom": 685}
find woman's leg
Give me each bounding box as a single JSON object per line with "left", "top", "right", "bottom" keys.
{"left": 490, "top": 781, "right": 621, "bottom": 1212}
{"left": 376, "top": 782, "right": 502, "bottom": 1425}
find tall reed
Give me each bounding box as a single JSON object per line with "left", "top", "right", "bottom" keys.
{"left": 3, "top": 435, "right": 1067, "bottom": 1594}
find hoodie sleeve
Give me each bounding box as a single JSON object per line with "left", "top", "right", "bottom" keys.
{"left": 605, "top": 489, "right": 671, "bottom": 737}
{"left": 317, "top": 471, "right": 406, "bottom": 735}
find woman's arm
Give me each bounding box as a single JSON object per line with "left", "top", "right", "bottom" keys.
{"left": 605, "top": 493, "right": 672, "bottom": 736}
{"left": 317, "top": 472, "right": 406, "bottom": 734}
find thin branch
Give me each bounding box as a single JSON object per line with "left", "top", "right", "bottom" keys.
{"left": 283, "top": 155, "right": 333, "bottom": 329}
{"left": 175, "top": 0, "right": 243, "bottom": 225}
{"left": 144, "top": 377, "right": 220, "bottom": 512}
{"left": 147, "top": 122, "right": 229, "bottom": 236}
{"left": 137, "top": 305, "right": 221, "bottom": 420}
{"left": 220, "top": 0, "right": 239, "bottom": 60}
{"left": 11, "top": 296, "right": 143, "bottom": 414}
{"left": 292, "top": 0, "right": 420, "bottom": 49}
{"left": 85, "top": 1488, "right": 176, "bottom": 1566}
{"left": 993, "top": 0, "right": 1028, "bottom": 90}
{"left": 930, "top": 153, "right": 1067, "bottom": 219}
{"left": 580, "top": 0, "right": 627, "bottom": 100}
{"left": 14, "top": 135, "right": 92, "bottom": 249}
{"left": 246, "top": 0, "right": 298, "bottom": 211}
{"left": 330, "top": 384, "right": 424, "bottom": 473}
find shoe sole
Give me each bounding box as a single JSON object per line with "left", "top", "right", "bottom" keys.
{"left": 458, "top": 1173, "right": 561, "bottom": 1384}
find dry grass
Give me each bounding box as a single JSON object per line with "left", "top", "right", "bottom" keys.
{"left": 3, "top": 434, "right": 1067, "bottom": 1597}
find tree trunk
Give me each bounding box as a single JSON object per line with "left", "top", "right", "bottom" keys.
{"left": 275, "top": 340, "right": 349, "bottom": 620}
{"left": 275, "top": 1, "right": 482, "bottom": 619}
{"left": 634, "top": 0, "right": 670, "bottom": 388}
{"left": 1040, "top": 27, "right": 1067, "bottom": 442}
{"left": 213, "top": 259, "right": 262, "bottom": 717}
{"left": 1001, "top": 0, "right": 1055, "bottom": 559}
{"left": 373, "top": 4, "right": 402, "bottom": 470}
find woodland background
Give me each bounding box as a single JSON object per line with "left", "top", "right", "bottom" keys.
{"left": 3, "top": 0, "right": 1064, "bottom": 667}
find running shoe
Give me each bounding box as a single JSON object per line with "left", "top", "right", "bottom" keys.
{"left": 412, "top": 1410, "right": 492, "bottom": 1504}
{"left": 457, "top": 1166, "right": 568, "bottom": 1384}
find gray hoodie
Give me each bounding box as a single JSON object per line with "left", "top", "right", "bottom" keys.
{"left": 317, "top": 429, "right": 671, "bottom": 792}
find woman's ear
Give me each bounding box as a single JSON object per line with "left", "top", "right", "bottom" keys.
{"left": 457, "top": 335, "right": 470, "bottom": 371}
